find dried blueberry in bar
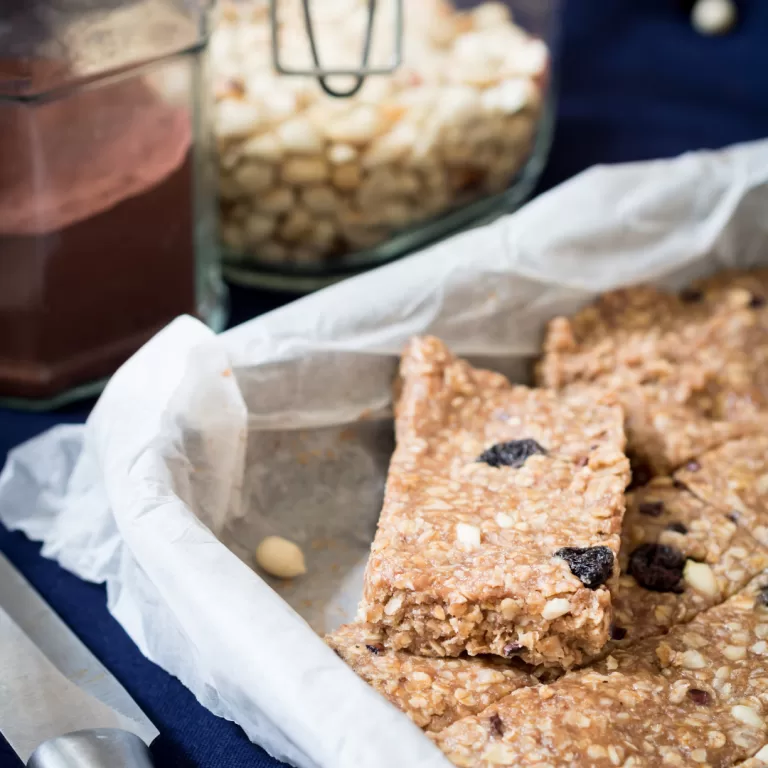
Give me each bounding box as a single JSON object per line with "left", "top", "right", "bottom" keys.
{"left": 359, "top": 336, "right": 629, "bottom": 668}
{"left": 675, "top": 435, "right": 768, "bottom": 547}
{"left": 609, "top": 478, "right": 768, "bottom": 651}
{"left": 432, "top": 572, "right": 768, "bottom": 767}
{"left": 324, "top": 623, "right": 538, "bottom": 733}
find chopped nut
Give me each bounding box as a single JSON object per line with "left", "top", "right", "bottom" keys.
{"left": 541, "top": 598, "right": 571, "bottom": 620}
{"left": 683, "top": 560, "right": 720, "bottom": 598}
{"left": 723, "top": 645, "right": 747, "bottom": 661}
{"left": 731, "top": 705, "right": 763, "bottom": 728}
{"left": 499, "top": 598, "right": 517, "bottom": 620}
{"left": 678, "top": 650, "right": 707, "bottom": 669}
{"left": 456, "top": 523, "right": 481, "bottom": 548}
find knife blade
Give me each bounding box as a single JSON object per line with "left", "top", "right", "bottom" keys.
{"left": 0, "top": 553, "right": 158, "bottom": 763}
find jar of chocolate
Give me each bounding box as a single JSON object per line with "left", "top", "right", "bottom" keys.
{"left": 0, "top": 0, "right": 226, "bottom": 407}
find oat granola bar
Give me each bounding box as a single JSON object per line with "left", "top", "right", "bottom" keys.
{"left": 538, "top": 269, "right": 768, "bottom": 390}
{"left": 676, "top": 436, "right": 768, "bottom": 547}
{"left": 433, "top": 573, "right": 768, "bottom": 767}
{"left": 610, "top": 478, "right": 768, "bottom": 649}
{"left": 538, "top": 270, "right": 768, "bottom": 475}
{"left": 565, "top": 366, "right": 758, "bottom": 476}
{"left": 325, "top": 623, "right": 538, "bottom": 732}
{"left": 359, "top": 336, "right": 630, "bottom": 667}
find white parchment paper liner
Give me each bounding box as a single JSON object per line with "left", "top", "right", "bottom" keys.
{"left": 3, "top": 139, "right": 768, "bottom": 768}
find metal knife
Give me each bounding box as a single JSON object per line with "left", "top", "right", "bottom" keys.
{"left": 0, "top": 552, "right": 158, "bottom": 767}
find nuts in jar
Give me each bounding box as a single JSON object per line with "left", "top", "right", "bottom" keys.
{"left": 212, "top": 0, "right": 549, "bottom": 269}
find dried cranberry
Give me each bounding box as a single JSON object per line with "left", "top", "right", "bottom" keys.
{"left": 684, "top": 460, "right": 701, "bottom": 472}
{"left": 687, "top": 688, "right": 711, "bottom": 705}
{"left": 628, "top": 462, "right": 653, "bottom": 490}
{"left": 366, "top": 644, "right": 385, "bottom": 655}
{"left": 638, "top": 501, "right": 664, "bottom": 517}
{"left": 503, "top": 643, "right": 523, "bottom": 657}
{"left": 666, "top": 522, "right": 688, "bottom": 534}
{"left": 555, "top": 546, "right": 614, "bottom": 590}
{"left": 489, "top": 713, "right": 504, "bottom": 737}
{"left": 477, "top": 439, "right": 547, "bottom": 469}
{"left": 610, "top": 625, "right": 628, "bottom": 641}
{"left": 680, "top": 288, "right": 703, "bottom": 303}
{"left": 628, "top": 543, "right": 685, "bottom": 593}
{"left": 750, "top": 294, "right": 766, "bottom": 309}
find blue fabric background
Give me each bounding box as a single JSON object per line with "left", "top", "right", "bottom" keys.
{"left": 2, "top": 0, "right": 767, "bottom": 765}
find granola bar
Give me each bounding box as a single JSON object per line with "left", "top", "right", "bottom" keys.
{"left": 433, "top": 573, "right": 768, "bottom": 767}
{"left": 359, "top": 336, "right": 630, "bottom": 667}
{"left": 565, "top": 366, "right": 757, "bottom": 476}
{"left": 538, "top": 269, "right": 768, "bottom": 390}
{"left": 325, "top": 623, "right": 538, "bottom": 732}
{"left": 610, "top": 478, "right": 768, "bottom": 649}
{"left": 538, "top": 284, "right": 714, "bottom": 389}
{"left": 538, "top": 270, "right": 768, "bottom": 475}
{"left": 676, "top": 436, "right": 768, "bottom": 547}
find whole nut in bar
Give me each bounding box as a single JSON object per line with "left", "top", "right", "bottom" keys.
{"left": 255, "top": 536, "right": 307, "bottom": 579}
{"left": 212, "top": 0, "right": 548, "bottom": 266}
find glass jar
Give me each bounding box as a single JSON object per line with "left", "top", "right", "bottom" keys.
{"left": 0, "top": 0, "right": 226, "bottom": 408}
{"left": 214, "top": 0, "right": 559, "bottom": 291}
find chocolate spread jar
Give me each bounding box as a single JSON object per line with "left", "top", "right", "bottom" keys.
{"left": 0, "top": 1, "right": 225, "bottom": 406}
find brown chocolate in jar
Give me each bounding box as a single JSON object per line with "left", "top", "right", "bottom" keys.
{"left": 0, "top": 62, "right": 196, "bottom": 400}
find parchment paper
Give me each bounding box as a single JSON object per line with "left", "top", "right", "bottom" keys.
{"left": 3, "top": 139, "right": 768, "bottom": 768}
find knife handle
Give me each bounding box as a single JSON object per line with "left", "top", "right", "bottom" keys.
{"left": 27, "top": 729, "right": 154, "bottom": 768}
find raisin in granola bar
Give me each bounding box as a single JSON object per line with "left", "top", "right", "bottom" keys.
{"left": 610, "top": 478, "right": 768, "bottom": 649}
{"left": 432, "top": 573, "right": 768, "bottom": 767}
{"left": 325, "top": 623, "right": 538, "bottom": 732}
{"left": 358, "top": 336, "right": 629, "bottom": 668}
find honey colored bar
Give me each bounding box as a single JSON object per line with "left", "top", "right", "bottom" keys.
{"left": 325, "top": 623, "right": 538, "bottom": 732}
{"left": 359, "top": 336, "right": 630, "bottom": 668}
{"left": 538, "top": 269, "right": 768, "bottom": 390}
{"left": 433, "top": 573, "right": 768, "bottom": 767}
{"left": 538, "top": 270, "right": 768, "bottom": 475}
{"left": 675, "top": 435, "right": 768, "bottom": 548}
{"left": 610, "top": 478, "right": 768, "bottom": 650}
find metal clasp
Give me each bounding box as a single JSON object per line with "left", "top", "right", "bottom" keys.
{"left": 270, "top": 0, "right": 404, "bottom": 98}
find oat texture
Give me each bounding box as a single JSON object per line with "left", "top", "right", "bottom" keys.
{"left": 325, "top": 623, "right": 538, "bottom": 732}
{"left": 538, "top": 270, "right": 768, "bottom": 475}
{"left": 358, "top": 336, "right": 630, "bottom": 667}
{"left": 609, "top": 478, "right": 768, "bottom": 651}
{"left": 432, "top": 573, "right": 768, "bottom": 767}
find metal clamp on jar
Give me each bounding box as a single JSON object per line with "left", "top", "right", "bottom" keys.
{"left": 215, "top": 0, "right": 558, "bottom": 290}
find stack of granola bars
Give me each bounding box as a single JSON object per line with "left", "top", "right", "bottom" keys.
{"left": 326, "top": 269, "right": 768, "bottom": 767}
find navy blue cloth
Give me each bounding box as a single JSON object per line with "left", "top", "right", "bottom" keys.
{"left": 2, "top": 1, "right": 768, "bottom": 765}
